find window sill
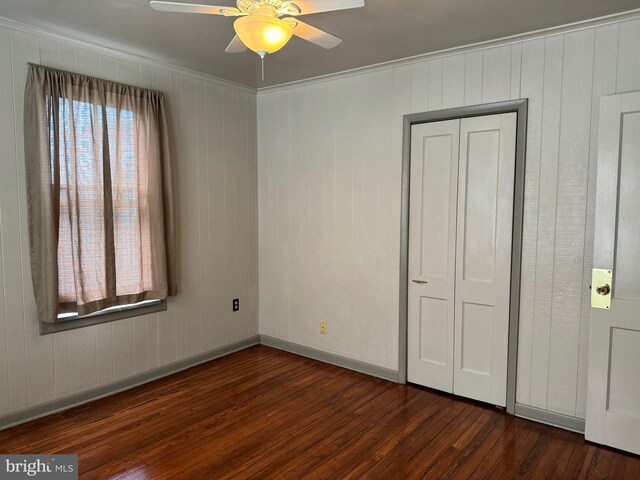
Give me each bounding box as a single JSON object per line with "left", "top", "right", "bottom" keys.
{"left": 39, "top": 299, "right": 167, "bottom": 335}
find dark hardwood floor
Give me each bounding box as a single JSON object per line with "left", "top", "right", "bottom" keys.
{"left": 0, "top": 345, "right": 638, "bottom": 479}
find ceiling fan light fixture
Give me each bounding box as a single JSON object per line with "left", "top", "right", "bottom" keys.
{"left": 233, "top": 15, "right": 294, "bottom": 55}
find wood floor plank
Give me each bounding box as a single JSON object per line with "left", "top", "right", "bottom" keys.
{"left": 424, "top": 408, "right": 505, "bottom": 479}
{"left": 0, "top": 345, "right": 638, "bottom": 479}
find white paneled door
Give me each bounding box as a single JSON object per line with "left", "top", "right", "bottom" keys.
{"left": 408, "top": 113, "right": 517, "bottom": 407}
{"left": 585, "top": 92, "right": 640, "bottom": 455}
{"left": 453, "top": 114, "right": 516, "bottom": 407}
{"left": 407, "top": 120, "right": 460, "bottom": 393}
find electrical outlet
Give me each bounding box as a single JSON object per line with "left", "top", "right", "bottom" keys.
{"left": 320, "top": 321, "right": 327, "bottom": 334}
{"left": 233, "top": 298, "right": 239, "bottom": 312}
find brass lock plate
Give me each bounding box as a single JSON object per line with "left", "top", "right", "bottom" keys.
{"left": 591, "top": 268, "right": 612, "bottom": 309}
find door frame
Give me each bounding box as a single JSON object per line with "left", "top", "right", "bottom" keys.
{"left": 398, "top": 99, "right": 528, "bottom": 414}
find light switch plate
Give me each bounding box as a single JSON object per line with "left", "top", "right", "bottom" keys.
{"left": 591, "top": 268, "right": 612, "bottom": 309}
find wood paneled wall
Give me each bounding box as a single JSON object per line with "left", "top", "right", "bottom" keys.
{"left": 257, "top": 17, "right": 640, "bottom": 419}
{"left": 0, "top": 22, "right": 258, "bottom": 417}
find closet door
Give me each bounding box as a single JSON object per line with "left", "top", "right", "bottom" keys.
{"left": 407, "top": 119, "right": 460, "bottom": 393}
{"left": 453, "top": 113, "right": 516, "bottom": 407}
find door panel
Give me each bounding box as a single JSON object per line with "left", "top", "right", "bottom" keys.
{"left": 407, "top": 119, "right": 460, "bottom": 393}
{"left": 613, "top": 111, "right": 640, "bottom": 301}
{"left": 453, "top": 113, "right": 516, "bottom": 407}
{"left": 462, "top": 129, "right": 500, "bottom": 283}
{"left": 586, "top": 92, "right": 640, "bottom": 455}
{"left": 418, "top": 297, "right": 448, "bottom": 365}
{"left": 607, "top": 328, "right": 640, "bottom": 417}
{"left": 460, "top": 302, "right": 494, "bottom": 375}
{"left": 419, "top": 133, "right": 457, "bottom": 279}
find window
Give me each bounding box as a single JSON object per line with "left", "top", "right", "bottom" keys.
{"left": 24, "top": 64, "right": 177, "bottom": 333}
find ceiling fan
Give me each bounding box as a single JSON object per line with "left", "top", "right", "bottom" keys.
{"left": 149, "top": 0, "right": 364, "bottom": 59}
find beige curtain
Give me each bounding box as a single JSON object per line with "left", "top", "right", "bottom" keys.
{"left": 24, "top": 63, "right": 177, "bottom": 323}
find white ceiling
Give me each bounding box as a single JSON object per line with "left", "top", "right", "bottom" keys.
{"left": 1, "top": 0, "right": 639, "bottom": 87}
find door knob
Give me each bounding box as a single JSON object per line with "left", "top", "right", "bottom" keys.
{"left": 412, "top": 279, "right": 428, "bottom": 284}
{"left": 591, "top": 268, "right": 612, "bottom": 309}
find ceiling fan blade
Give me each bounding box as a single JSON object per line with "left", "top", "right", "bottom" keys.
{"left": 149, "top": 1, "right": 239, "bottom": 15}
{"left": 292, "top": 0, "right": 364, "bottom": 15}
{"left": 291, "top": 20, "right": 342, "bottom": 49}
{"left": 225, "top": 35, "right": 247, "bottom": 53}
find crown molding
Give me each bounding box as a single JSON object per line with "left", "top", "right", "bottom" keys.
{"left": 0, "top": 15, "right": 256, "bottom": 94}
{"left": 258, "top": 8, "right": 640, "bottom": 94}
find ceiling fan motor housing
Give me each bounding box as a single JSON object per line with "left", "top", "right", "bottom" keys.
{"left": 237, "top": 0, "right": 301, "bottom": 17}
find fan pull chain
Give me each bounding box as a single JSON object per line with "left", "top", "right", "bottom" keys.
{"left": 257, "top": 51, "right": 267, "bottom": 82}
